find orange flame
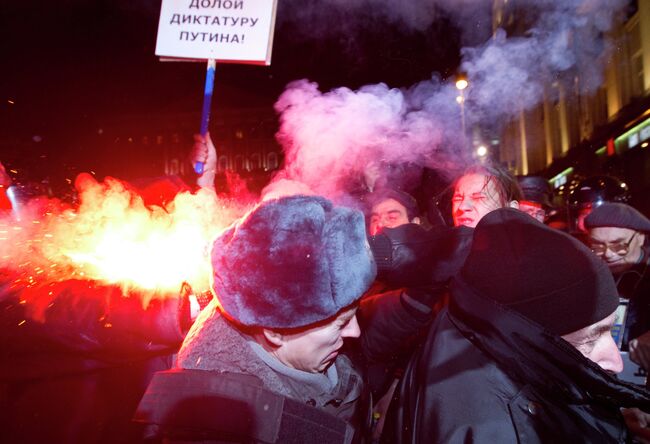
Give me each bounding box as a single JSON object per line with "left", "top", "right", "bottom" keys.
{"left": 0, "top": 174, "right": 251, "bottom": 309}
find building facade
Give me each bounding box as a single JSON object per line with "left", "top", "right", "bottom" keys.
{"left": 493, "top": 0, "right": 650, "bottom": 212}
{"left": 88, "top": 106, "right": 283, "bottom": 195}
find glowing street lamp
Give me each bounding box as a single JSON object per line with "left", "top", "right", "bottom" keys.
{"left": 455, "top": 74, "right": 469, "bottom": 151}
{"left": 476, "top": 145, "right": 488, "bottom": 157}
{"left": 455, "top": 75, "right": 468, "bottom": 91}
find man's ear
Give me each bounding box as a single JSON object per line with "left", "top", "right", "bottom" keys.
{"left": 508, "top": 200, "right": 519, "bottom": 209}
{"left": 411, "top": 216, "right": 421, "bottom": 225}
{"left": 262, "top": 328, "right": 284, "bottom": 347}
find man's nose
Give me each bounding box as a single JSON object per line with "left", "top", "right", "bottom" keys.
{"left": 371, "top": 217, "right": 388, "bottom": 235}
{"left": 601, "top": 334, "right": 624, "bottom": 374}
{"left": 342, "top": 315, "right": 361, "bottom": 339}
{"left": 457, "top": 198, "right": 472, "bottom": 211}
{"left": 602, "top": 247, "right": 617, "bottom": 260}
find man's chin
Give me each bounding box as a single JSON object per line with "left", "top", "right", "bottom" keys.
{"left": 318, "top": 356, "right": 337, "bottom": 372}
{"left": 608, "top": 262, "right": 631, "bottom": 273}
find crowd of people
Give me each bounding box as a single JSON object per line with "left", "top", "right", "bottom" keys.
{"left": 2, "top": 134, "right": 650, "bottom": 443}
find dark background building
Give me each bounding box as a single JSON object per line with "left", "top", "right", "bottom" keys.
{"left": 0, "top": 1, "right": 465, "bottom": 199}
{"left": 493, "top": 0, "right": 650, "bottom": 214}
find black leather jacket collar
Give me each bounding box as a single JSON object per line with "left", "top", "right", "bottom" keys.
{"left": 449, "top": 277, "right": 650, "bottom": 409}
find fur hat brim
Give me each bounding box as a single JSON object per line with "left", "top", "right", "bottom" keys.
{"left": 211, "top": 195, "right": 376, "bottom": 329}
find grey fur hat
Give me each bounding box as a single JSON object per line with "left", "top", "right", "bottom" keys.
{"left": 211, "top": 195, "right": 376, "bottom": 329}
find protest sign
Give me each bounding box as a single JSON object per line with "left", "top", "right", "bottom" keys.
{"left": 156, "top": 0, "right": 278, "bottom": 65}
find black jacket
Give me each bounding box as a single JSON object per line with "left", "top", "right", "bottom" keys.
{"left": 385, "top": 278, "right": 650, "bottom": 443}
{"left": 360, "top": 224, "right": 472, "bottom": 397}
{"left": 618, "top": 245, "right": 650, "bottom": 348}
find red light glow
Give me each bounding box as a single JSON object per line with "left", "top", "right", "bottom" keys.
{"left": 0, "top": 173, "right": 250, "bottom": 313}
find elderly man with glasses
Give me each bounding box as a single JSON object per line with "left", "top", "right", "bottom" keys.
{"left": 585, "top": 203, "right": 650, "bottom": 373}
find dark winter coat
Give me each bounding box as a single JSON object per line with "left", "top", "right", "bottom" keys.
{"left": 360, "top": 223, "right": 472, "bottom": 397}
{"left": 385, "top": 278, "right": 650, "bottom": 443}
{"left": 618, "top": 245, "right": 650, "bottom": 348}
{"left": 136, "top": 305, "right": 370, "bottom": 443}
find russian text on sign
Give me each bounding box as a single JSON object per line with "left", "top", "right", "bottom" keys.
{"left": 189, "top": 0, "right": 244, "bottom": 9}
{"left": 170, "top": 14, "right": 258, "bottom": 26}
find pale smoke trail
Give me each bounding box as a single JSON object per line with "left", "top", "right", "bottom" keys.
{"left": 272, "top": 0, "right": 627, "bottom": 201}
{"left": 273, "top": 78, "right": 462, "bottom": 200}
{"left": 462, "top": 0, "right": 626, "bottom": 124}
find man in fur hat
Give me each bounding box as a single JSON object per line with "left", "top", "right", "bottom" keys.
{"left": 135, "top": 195, "right": 376, "bottom": 443}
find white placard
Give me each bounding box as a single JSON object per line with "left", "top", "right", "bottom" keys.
{"left": 156, "top": 0, "right": 278, "bottom": 65}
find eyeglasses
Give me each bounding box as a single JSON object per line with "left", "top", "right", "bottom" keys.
{"left": 590, "top": 232, "right": 638, "bottom": 256}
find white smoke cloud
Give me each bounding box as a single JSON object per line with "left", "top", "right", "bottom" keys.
{"left": 462, "top": 0, "right": 626, "bottom": 122}
{"left": 272, "top": 0, "right": 627, "bottom": 201}
{"left": 274, "top": 78, "right": 462, "bottom": 199}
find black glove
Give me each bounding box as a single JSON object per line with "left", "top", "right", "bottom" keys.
{"left": 368, "top": 224, "right": 473, "bottom": 288}
{"left": 368, "top": 223, "right": 432, "bottom": 287}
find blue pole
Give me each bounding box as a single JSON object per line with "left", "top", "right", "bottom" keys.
{"left": 195, "top": 59, "right": 216, "bottom": 175}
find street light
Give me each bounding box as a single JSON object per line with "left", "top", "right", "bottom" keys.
{"left": 455, "top": 73, "right": 469, "bottom": 151}
{"left": 455, "top": 74, "right": 468, "bottom": 91}
{"left": 476, "top": 145, "right": 488, "bottom": 157}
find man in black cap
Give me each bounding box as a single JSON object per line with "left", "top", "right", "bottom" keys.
{"left": 585, "top": 202, "right": 650, "bottom": 274}
{"left": 367, "top": 188, "right": 421, "bottom": 236}
{"left": 384, "top": 208, "right": 650, "bottom": 443}
{"left": 517, "top": 175, "right": 554, "bottom": 222}
{"left": 585, "top": 203, "right": 650, "bottom": 372}
{"left": 135, "top": 195, "right": 376, "bottom": 443}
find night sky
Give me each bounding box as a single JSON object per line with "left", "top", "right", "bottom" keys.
{"left": 1, "top": 1, "right": 468, "bottom": 190}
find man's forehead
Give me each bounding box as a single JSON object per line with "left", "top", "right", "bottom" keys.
{"left": 372, "top": 198, "right": 407, "bottom": 213}
{"left": 339, "top": 305, "right": 357, "bottom": 316}
{"left": 562, "top": 317, "right": 608, "bottom": 347}
{"left": 576, "top": 311, "right": 617, "bottom": 336}
{"left": 589, "top": 226, "right": 636, "bottom": 241}
{"left": 333, "top": 305, "right": 358, "bottom": 323}
{"left": 455, "top": 173, "right": 496, "bottom": 194}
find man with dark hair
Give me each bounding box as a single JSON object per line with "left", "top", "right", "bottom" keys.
{"left": 367, "top": 188, "right": 420, "bottom": 235}
{"left": 451, "top": 163, "right": 522, "bottom": 228}
{"left": 135, "top": 195, "right": 376, "bottom": 443}
{"left": 385, "top": 208, "right": 650, "bottom": 443}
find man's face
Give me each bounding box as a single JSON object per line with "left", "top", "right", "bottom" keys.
{"left": 452, "top": 173, "right": 505, "bottom": 228}
{"left": 561, "top": 311, "right": 623, "bottom": 374}
{"left": 369, "top": 198, "right": 411, "bottom": 235}
{"left": 588, "top": 226, "right": 645, "bottom": 273}
{"left": 272, "top": 306, "right": 360, "bottom": 373}
{"left": 518, "top": 201, "right": 546, "bottom": 223}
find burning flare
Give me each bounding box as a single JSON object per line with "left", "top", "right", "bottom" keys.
{"left": 0, "top": 174, "right": 249, "bottom": 310}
